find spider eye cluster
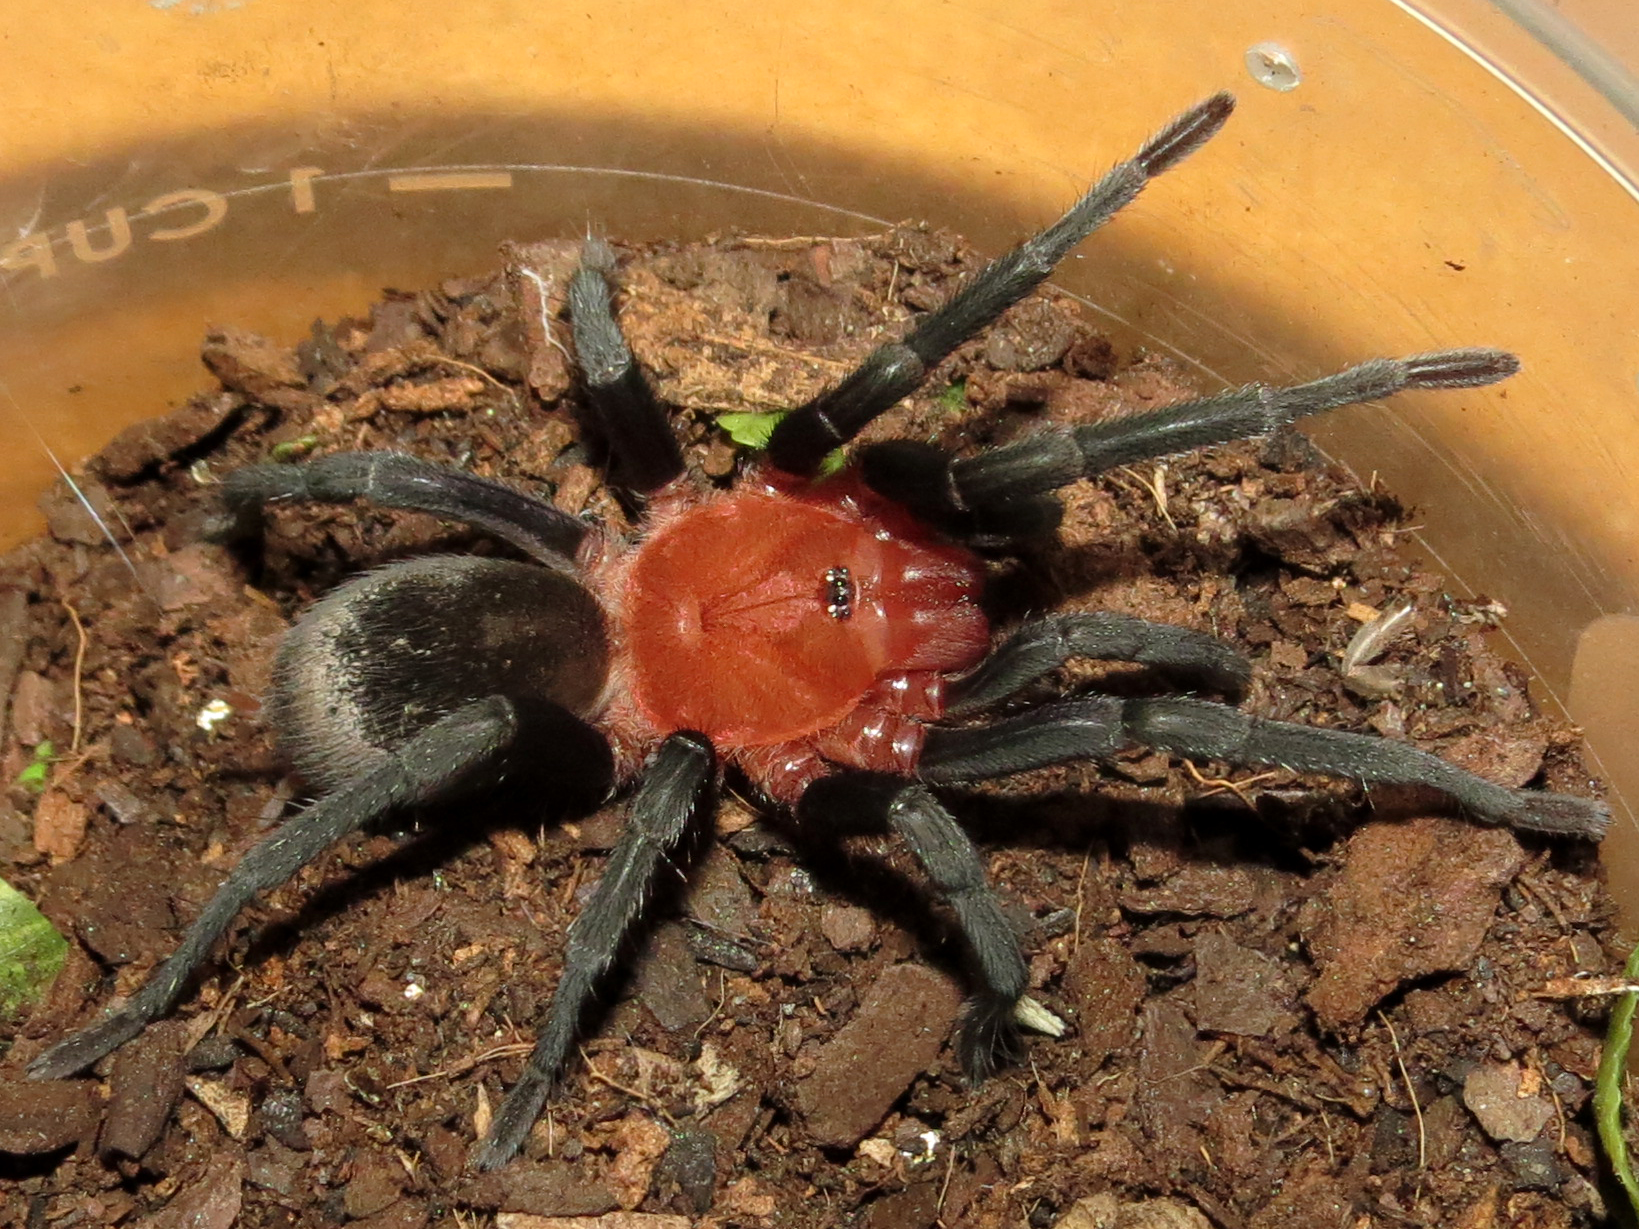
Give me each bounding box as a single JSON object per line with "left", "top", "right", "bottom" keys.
{"left": 824, "top": 566, "right": 854, "bottom": 621}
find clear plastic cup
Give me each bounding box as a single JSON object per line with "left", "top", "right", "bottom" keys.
{"left": 5, "top": 1, "right": 1637, "bottom": 913}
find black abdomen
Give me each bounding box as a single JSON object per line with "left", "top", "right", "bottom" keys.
{"left": 269, "top": 556, "right": 610, "bottom": 791}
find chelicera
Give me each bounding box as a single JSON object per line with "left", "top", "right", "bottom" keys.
{"left": 28, "top": 93, "right": 1608, "bottom": 1169}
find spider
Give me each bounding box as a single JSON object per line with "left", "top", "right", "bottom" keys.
{"left": 27, "top": 93, "right": 1607, "bottom": 1170}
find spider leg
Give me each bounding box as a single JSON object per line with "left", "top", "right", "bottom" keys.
{"left": 799, "top": 773, "right": 1028, "bottom": 1078}
{"left": 945, "top": 612, "right": 1251, "bottom": 716}
{"left": 208, "top": 451, "right": 588, "bottom": 565}
{"left": 861, "top": 349, "right": 1519, "bottom": 543}
{"left": 766, "top": 93, "right": 1235, "bottom": 476}
{"left": 567, "top": 237, "right": 687, "bottom": 494}
{"left": 474, "top": 730, "right": 716, "bottom": 1171}
{"left": 883, "top": 784, "right": 1029, "bottom": 1075}
{"left": 28, "top": 696, "right": 529, "bottom": 1081}
{"left": 918, "top": 695, "right": 1609, "bottom": 839}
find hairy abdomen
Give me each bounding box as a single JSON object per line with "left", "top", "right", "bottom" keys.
{"left": 271, "top": 555, "right": 610, "bottom": 791}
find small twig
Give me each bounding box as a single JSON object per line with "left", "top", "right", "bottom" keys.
{"left": 431, "top": 356, "right": 519, "bottom": 408}
{"left": 385, "top": 1041, "right": 533, "bottom": 1090}
{"left": 1157, "top": 1040, "right": 1228, "bottom": 1087}
{"left": 516, "top": 267, "right": 574, "bottom": 363}
{"left": 699, "top": 334, "right": 850, "bottom": 370}
{"left": 694, "top": 968, "right": 729, "bottom": 1040}
{"left": 1109, "top": 464, "right": 1178, "bottom": 531}
{"left": 1071, "top": 850, "right": 1091, "bottom": 956}
{"left": 1379, "top": 1011, "right": 1426, "bottom": 1170}
{"left": 1182, "top": 759, "right": 1277, "bottom": 809}
{"left": 61, "top": 600, "right": 87, "bottom": 754}
{"left": 735, "top": 233, "right": 866, "bottom": 249}
{"left": 1104, "top": 467, "right": 1149, "bottom": 500}
{"left": 191, "top": 973, "right": 247, "bottom": 1053}
{"left": 1514, "top": 868, "right": 1571, "bottom": 934}
{"left": 580, "top": 1047, "right": 677, "bottom": 1125}
{"left": 228, "top": 1011, "right": 294, "bottom": 1085}
{"left": 1530, "top": 1049, "right": 1569, "bottom": 1152}
{"left": 934, "top": 1140, "right": 957, "bottom": 1225}
{"left": 1534, "top": 974, "right": 1639, "bottom": 998}
{"left": 558, "top": 854, "right": 586, "bottom": 907}
{"left": 1207, "top": 1063, "right": 1322, "bottom": 1112}
{"left": 40, "top": 745, "right": 98, "bottom": 794}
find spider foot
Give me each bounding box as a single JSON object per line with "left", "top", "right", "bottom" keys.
{"left": 470, "top": 1068, "right": 559, "bottom": 1171}
{"left": 28, "top": 1009, "right": 150, "bottom": 1081}
{"left": 1137, "top": 91, "right": 1235, "bottom": 176}
{"left": 1404, "top": 348, "right": 1520, "bottom": 388}
{"left": 957, "top": 997, "right": 1026, "bottom": 1081}
{"left": 1496, "top": 788, "right": 1610, "bottom": 840}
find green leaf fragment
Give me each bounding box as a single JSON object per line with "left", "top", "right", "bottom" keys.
{"left": 0, "top": 876, "right": 67, "bottom": 1016}
{"left": 714, "top": 411, "right": 845, "bottom": 475}
{"left": 15, "top": 741, "right": 53, "bottom": 794}
{"left": 271, "top": 435, "right": 322, "bottom": 462}
{"left": 936, "top": 380, "right": 967, "bottom": 411}
{"left": 1597, "top": 941, "right": 1639, "bottom": 1218}
{"left": 715, "top": 411, "right": 784, "bottom": 450}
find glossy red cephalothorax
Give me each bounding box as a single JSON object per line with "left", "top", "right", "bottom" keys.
{"left": 593, "top": 468, "right": 990, "bottom": 802}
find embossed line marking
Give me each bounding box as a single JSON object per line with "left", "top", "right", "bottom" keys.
{"left": 387, "top": 172, "right": 516, "bottom": 193}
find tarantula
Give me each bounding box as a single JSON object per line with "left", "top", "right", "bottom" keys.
{"left": 28, "top": 93, "right": 1608, "bottom": 1169}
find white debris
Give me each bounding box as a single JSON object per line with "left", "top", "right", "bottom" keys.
{"left": 195, "top": 698, "right": 233, "bottom": 733}
{"left": 1013, "top": 995, "right": 1067, "bottom": 1038}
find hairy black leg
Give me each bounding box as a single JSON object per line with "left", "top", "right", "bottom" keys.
{"left": 29, "top": 697, "right": 526, "bottom": 1081}
{"left": 474, "top": 731, "right": 716, "bottom": 1170}
{"left": 766, "top": 93, "right": 1235, "bottom": 476}
{"left": 946, "top": 612, "right": 1251, "bottom": 716}
{"left": 567, "top": 238, "right": 686, "bottom": 494}
{"left": 862, "top": 349, "right": 1519, "bottom": 542}
{"left": 208, "top": 451, "right": 588, "bottom": 564}
{"left": 919, "top": 695, "right": 1609, "bottom": 839}
{"left": 885, "top": 784, "right": 1029, "bottom": 1075}
{"left": 799, "top": 774, "right": 1028, "bottom": 1077}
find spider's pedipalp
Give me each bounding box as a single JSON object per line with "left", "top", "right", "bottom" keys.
{"left": 766, "top": 94, "right": 1236, "bottom": 476}
{"left": 475, "top": 730, "right": 716, "bottom": 1170}
{"left": 918, "top": 696, "right": 1611, "bottom": 839}
{"left": 567, "top": 239, "right": 685, "bottom": 494}
{"left": 29, "top": 696, "right": 529, "bottom": 1082}
{"left": 859, "top": 349, "right": 1522, "bottom": 545}
{"left": 208, "top": 450, "right": 588, "bottom": 565}
{"left": 944, "top": 612, "right": 1252, "bottom": 717}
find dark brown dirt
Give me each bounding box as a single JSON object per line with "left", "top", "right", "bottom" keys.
{"left": 0, "top": 225, "right": 1617, "bottom": 1229}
